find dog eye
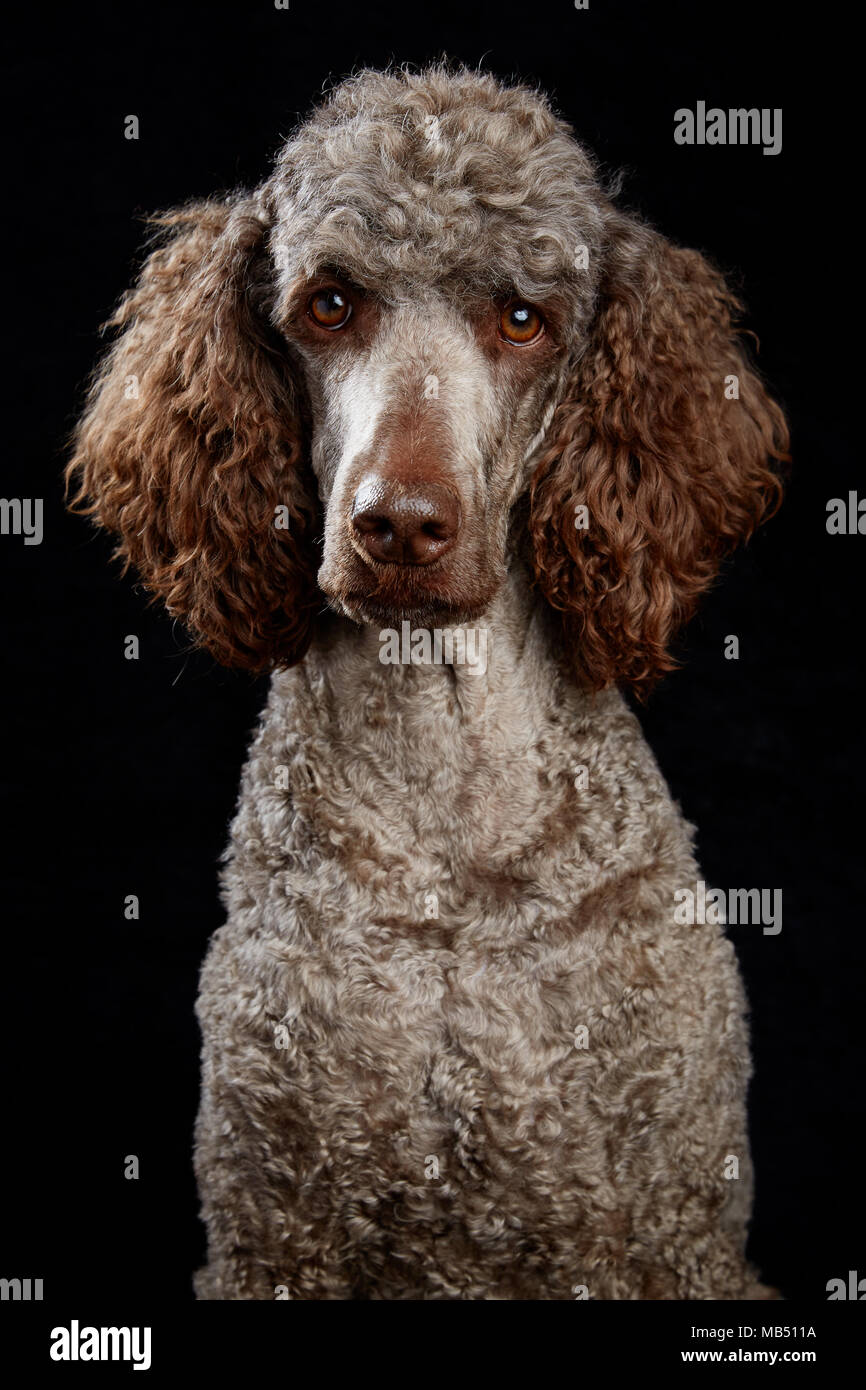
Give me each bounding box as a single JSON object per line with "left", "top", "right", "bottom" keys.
{"left": 308, "top": 287, "right": 352, "bottom": 330}
{"left": 499, "top": 300, "right": 544, "bottom": 345}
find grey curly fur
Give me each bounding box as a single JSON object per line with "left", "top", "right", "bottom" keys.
{"left": 196, "top": 600, "right": 764, "bottom": 1299}
{"left": 68, "top": 63, "right": 787, "bottom": 1300}
{"left": 266, "top": 65, "right": 607, "bottom": 311}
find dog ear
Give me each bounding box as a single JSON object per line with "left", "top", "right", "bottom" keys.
{"left": 66, "top": 196, "right": 320, "bottom": 671}
{"left": 529, "top": 212, "right": 789, "bottom": 698}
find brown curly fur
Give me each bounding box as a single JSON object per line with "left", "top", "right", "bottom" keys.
{"left": 67, "top": 200, "right": 320, "bottom": 670}
{"left": 530, "top": 222, "right": 787, "bottom": 696}
{"left": 66, "top": 63, "right": 789, "bottom": 1301}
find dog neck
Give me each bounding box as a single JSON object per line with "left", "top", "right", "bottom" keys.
{"left": 266, "top": 561, "right": 620, "bottom": 873}
{"left": 309, "top": 556, "right": 571, "bottom": 738}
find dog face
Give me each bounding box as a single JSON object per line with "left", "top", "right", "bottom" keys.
{"left": 68, "top": 65, "right": 788, "bottom": 695}
{"left": 267, "top": 75, "right": 603, "bottom": 628}
{"left": 275, "top": 274, "right": 575, "bottom": 627}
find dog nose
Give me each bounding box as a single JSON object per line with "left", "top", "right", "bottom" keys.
{"left": 351, "top": 476, "right": 461, "bottom": 565}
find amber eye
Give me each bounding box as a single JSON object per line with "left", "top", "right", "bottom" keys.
{"left": 308, "top": 287, "right": 352, "bottom": 330}
{"left": 499, "top": 300, "right": 544, "bottom": 344}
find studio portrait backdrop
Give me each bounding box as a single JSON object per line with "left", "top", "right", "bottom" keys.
{"left": 2, "top": 0, "right": 862, "bottom": 1322}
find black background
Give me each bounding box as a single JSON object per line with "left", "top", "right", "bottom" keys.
{"left": 2, "top": 0, "right": 862, "bottom": 1311}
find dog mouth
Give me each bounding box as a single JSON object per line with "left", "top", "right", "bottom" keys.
{"left": 319, "top": 560, "right": 501, "bottom": 629}
{"left": 330, "top": 591, "right": 494, "bottom": 628}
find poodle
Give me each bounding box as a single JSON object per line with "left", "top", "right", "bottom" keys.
{"left": 67, "top": 64, "right": 789, "bottom": 1300}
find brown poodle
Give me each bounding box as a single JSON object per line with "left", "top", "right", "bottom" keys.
{"left": 68, "top": 64, "right": 788, "bottom": 1299}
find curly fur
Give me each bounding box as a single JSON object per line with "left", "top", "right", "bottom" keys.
{"left": 530, "top": 229, "right": 785, "bottom": 694}
{"left": 68, "top": 201, "right": 320, "bottom": 669}
{"left": 67, "top": 63, "right": 788, "bottom": 1300}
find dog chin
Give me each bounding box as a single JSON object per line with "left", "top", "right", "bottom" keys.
{"left": 324, "top": 587, "right": 497, "bottom": 630}
{"left": 318, "top": 550, "right": 504, "bottom": 629}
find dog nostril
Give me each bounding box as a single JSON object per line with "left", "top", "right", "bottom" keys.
{"left": 352, "top": 513, "right": 392, "bottom": 537}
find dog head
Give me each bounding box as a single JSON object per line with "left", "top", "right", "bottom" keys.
{"left": 68, "top": 64, "right": 787, "bottom": 695}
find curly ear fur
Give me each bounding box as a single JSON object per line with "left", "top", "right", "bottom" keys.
{"left": 66, "top": 197, "right": 319, "bottom": 671}
{"left": 529, "top": 214, "right": 789, "bottom": 699}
